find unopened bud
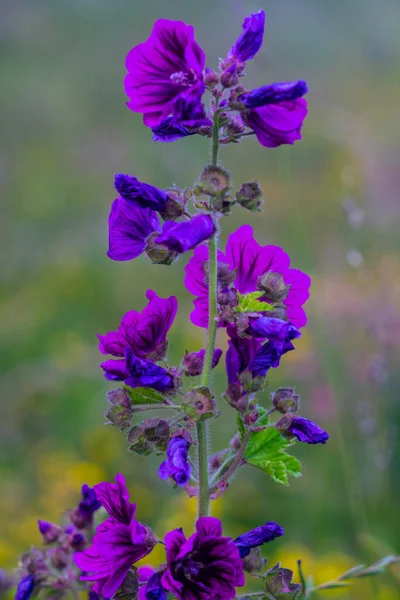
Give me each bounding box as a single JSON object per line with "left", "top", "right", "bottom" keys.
{"left": 144, "top": 232, "right": 178, "bottom": 265}
{"left": 242, "top": 548, "right": 267, "bottom": 574}
{"left": 220, "top": 65, "right": 239, "bottom": 88}
{"left": 239, "top": 370, "right": 266, "bottom": 393}
{"left": 204, "top": 67, "right": 219, "bottom": 89}
{"left": 230, "top": 433, "right": 242, "bottom": 450}
{"left": 127, "top": 426, "right": 153, "bottom": 456}
{"left": 159, "top": 188, "right": 187, "bottom": 221}
{"left": 223, "top": 383, "right": 248, "bottom": 411}
{"left": 38, "top": 521, "right": 61, "bottom": 545}
{"left": 257, "top": 271, "right": 290, "bottom": 302}
{"left": 49, "top": 547, "right": 69, "bottom": 570}
{"left": 236, "top": 181, "right": 263, "bottom": 212}
{"left": 271, "top": 388, "right": 299, "bottom": 414}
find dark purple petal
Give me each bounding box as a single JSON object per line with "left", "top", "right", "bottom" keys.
{"left": 15, "top": 575, "right": 35, "bottom": 600}
{"left": 107, "top": 197, "right": 160, "bottom": 262}
{"left": 229, "top": 10, "right": 265, "bottom": 62}
{"left": 287, "top": 417, "right": 329, "bottom": 444}
{"left": 226, "top": 325, "right": 260, "bottom": 384}
{"left": 162, "top": 518, "right": 244, "bottom": 600}
{"left": 152, "top": 116, "right": 193, "bottom": 142}
{"left": 125, "top": 19, "right": 206, "bottom": 127}
{"left": 246, "top": 317, "right": 301, "bottom": 350}
{"left": 155, "top": 215, "right": 215, "bottom": 253}
{"left": 124, "top": 350, "right": 174, "bottom": 392}
{"left": 158, "top": 436, "right": 191, "bottom": 487}
{"left": 234, "top": 522, "right": 284, "bottom": 558}
{"left": 114, "top": 174, "right": 168, "bottom": 212}
{"left": 250, "top": 334, "right": 297, "bottom": 378}
{"left": 238, "top": 80, "right": 308, "bottom": 109}
{"left": 173, "top": 83, "right": 211, "bottom": 129}
{"left": 100, "top": 359, "right": 129, "bottom": 381}
{"left": 144, "top": 572, "right": 166, "bottom": 600}
{"left": 94, "top": 473, "right": 135, "bottom": 525}
{"left": 244, "top": 98, "right": 308, "bottom": 148}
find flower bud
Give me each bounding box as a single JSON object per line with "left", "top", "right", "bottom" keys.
{"left": 220, "top": 64, "right": 239, "bottom": 88}
{"left": 70, "top": 531, "right": 86, "bottom": 551}
{"left": 49, "top": 547, "right": 69, "bottom": 570}
{"left": 127, "top": 426, "right": 153, "bottom": 456}
{"left": 242, "top": 548, "right": 267, "bottom": 574}
{"left": 37, "top": 521, "right": 61, "bottom": 545}
{"left": 257, "top": 271, "right": 291, "bottom": 302}
{"left": 144, "top": 232, "right": 178, "bottom": 265}
{"left": 271, "top": 388, "right": 299, "bottom": 414}
{"left": 204, "top": 67, "right": 219, "bottom": 88}
{"left": 195, "top": 165, "right": 231, "bottom": 197}
{"left": 183, "top": 387, "right": 219, "bottom": 421}
{"left": 236, "top": 181, "right": 263, "bottom": 212}
{"left": 182, "top": 349, "right": 222, "bottom": 377}
{"left": 238, "top": 369, "right": 266, "bottom": 393}
{"left": 105, "top": 402, "right": 133, "bottom": 430}
{"left": 264, "top": 563, "right": 301, "bottom": 598}
{"left": 225, "top": 116, "right": 246, "bottom": 138}
{"left": 223, "top": 383, "right": 248, "bottom": 411}
{"left": 159, "top": 188, "right": 187, "bottom": 221}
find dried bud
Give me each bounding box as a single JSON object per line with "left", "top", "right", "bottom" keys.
{"left": 223, "top": 383, "right": 248, "bottom": 411}
{"left": 20, "top": 550, "right": 48, "bottom": 582}
{"left": 49, "top": 547, "right": 69, "bottom": 570}
{"left": 37, "top": 521, "right": 61, "bottom": 545}
{"left": 204, "top": 67, "right": 219, "bottom": 88}
{"left": 257, "top": 271, "right": 291, "bottom": 302}
{"left": 105, "top": 403, "right": 133, "bottom": 429}
{"left": 127, "top": 426, "right": 153, "bottom": 456}
{"left": 264, "top": 563, "right": 301, "bottom": 598}
{"left": 242, "top": 548, "right": 267, "bottom": 574}
{"left": 220, "top": 65, "right": 239, "bottom": 88}
{"left": 195, "top": 165, "right": 231, "bottom": 197}
{"left": 225, "top": 116, "right": 246, "bottom": 137}
{"left": 244, "top": 411, "right": 259, "bottom": 426}
{"left": 236, "top": 181, "right": 263, "bottom": 212}
{"left": 144, "top": 232, "right": 178, "bottom": 265}
{"left": 204, "top": 262, "right": 236, "bottom": 288}
{"left": 271, "top": 388, "right": 299, "bottom": 414}
{"left": 239, "top": 370, "right": 267, "bottom": 393}
{"left": 183, "top": 387, "right": 219, "bottom": 421}
{"left": 182, "top": 348, "right": 222, "bottom": 377}
{"left": 159, "top": 188, "right": 187, "bottom": 221}
{"left": 142, "top": 418, "right": 170, "bottom": 448}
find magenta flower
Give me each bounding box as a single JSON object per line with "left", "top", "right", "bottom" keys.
{"left": 155, "top": 215, "right": 215, "bottom": 253}
{"left": 107, "top": 198, "right": 160, "bottom": 262}
{"left": 243, "top": 98, "right": 308, "bottom": 148}
{"left": 125, "top": 19, "right": 206, "bottom": 128}
{"left": 185, "top": 225, "right": 311, "bottom": 329}
{"left": 228, "top": 11, "right": 266, "bottom": 63}
{"left": 162, "top": 517, "right": 244, "bottom": 600}
{"left": 98, "top": 289, "right": 178, "bottom": 367}
{"left": 74, "top": 474, "right": 156, "bottom": 599}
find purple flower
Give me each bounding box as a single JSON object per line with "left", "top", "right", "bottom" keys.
{"left": 228, "top": 11, "right": 266, "bottom": 63}
{"left": 249, "top": 325, "right": 300, "bottom": 378}
{"left": 233, "top": 522, "right": 284, "bottom": 558}
{"left": 182, "top": 348, "right": 222, "bottom": 377}
{"left": 114, "top": 174, "right": 168, "bottom": 212}
{"left": 71, "top": 484, "right": 101, "bottom": 529}
{"left": 98, "top": 290, "right": 178, "bottom": 370}
{"left": 155, "top": 215, "right": 215, "bottom": 253}
{"left": 172, "top": 83, "right": 211, "bottom": 129}
{"left": 107, "top": 197, "right": 160, "bottom": 261}
{"left": 138, "top": 567, "right": 156, "bottom": 600}
{"left": 152, "top": 117, "right": 193, "bottom": 142}
{"left": 125, "top": 19, "right": 206, "bottom": 127}
{"left": 15, "top": 575, "right": 35, "bottom": 600}
{"left": 75, "top": 474, "right": 156, "bottom": 599}
{"left": 238, "top": 80, "right": 308, "bottom": 109}
{"left": 37, "top": 520, "right": 61, "bottom": 544}
{"left": 144, "top": 572, "right": 166, "bottom": 600}
{"left": 246, "top": 317, "right": 301, "bottom": 350}
{"left": 243, "top": 98, "right": 308, "bottom": 148}
{"left": 226, "top": 325, "right": 260, "bottom": 385}
{"left": 279, "top": 416, "right": 329, "bottom": 444}
{"left": 162, "top": 517, "right": 244, "bottom": 600}
{"left": 124, "top": 350, "right": 175, "bottom": 392}
{"left": 159, "top": 436, "right": 191, "bottom": 487}
{"left": 185, "top": 225, "right": 311, "bottom": 329}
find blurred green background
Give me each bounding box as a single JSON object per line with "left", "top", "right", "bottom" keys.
{"left": 1, "top": 0, "right": 400, "bottom": 597}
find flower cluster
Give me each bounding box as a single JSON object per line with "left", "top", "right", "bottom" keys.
{"left": 11, "top": 9, "right": 349, "bottom": 600}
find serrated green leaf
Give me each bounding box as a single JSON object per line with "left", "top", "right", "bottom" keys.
{"left": 124, "top": 386, "right": 165, "bottom": 405}
{"left": 235, "top": 291, "right": 274, "bottom": 314}
{"left": 244, "top": 426, "right": 301, "bottom": 485}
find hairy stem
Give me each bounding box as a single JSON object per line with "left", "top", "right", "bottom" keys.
{"left": 210, "top": 430, "right": 250, "bottom": 494}
{"left": 197, "top": 107, "right": 220, "bottom": 518}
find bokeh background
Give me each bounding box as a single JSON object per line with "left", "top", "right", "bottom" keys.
{"left": 1, "top": 0, "right": 400, "bottom": 597}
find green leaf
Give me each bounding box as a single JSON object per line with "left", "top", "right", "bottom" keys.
{"left": 124, "top": 386, "right": 166, "bottom": 405}
{"left": 244, "top": 426, "right": 301, "bottom": 485}
{"left": 235, "top": 291, "right": 274, "bottom": 314}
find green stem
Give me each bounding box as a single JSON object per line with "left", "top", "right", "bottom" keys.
{"left": 197, "top": 106, "right": 220, "bottom": 518}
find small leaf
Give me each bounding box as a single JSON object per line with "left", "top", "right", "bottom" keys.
{"left": 337, "top": 564, "right": 365, "bottom": 580}
{"left": 355, "top": 555, "right": 400, "bottom": 577}
{"left": 124, "top": 386, "right": 165, "bottom": 405}
{"left": 235, "top": 291, "right": 274, "bottom": 314}
{"left": 244, "top": 426, "right": 301, "bottom": 485}
{"left": 317, "top": 581, "right": 351, "bottom": 590}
